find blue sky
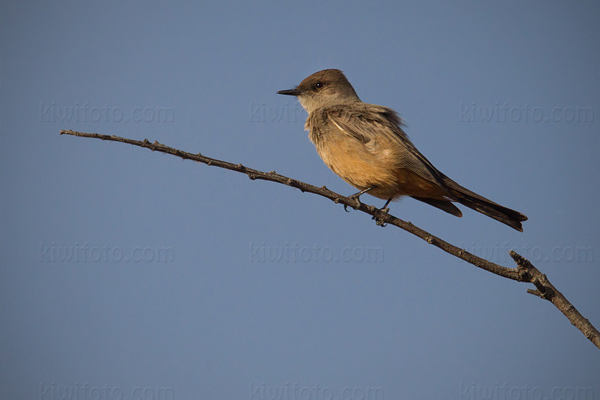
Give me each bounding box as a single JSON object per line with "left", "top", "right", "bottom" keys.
{"left": 1, "top": 1, "right": 599, "bottom": 399}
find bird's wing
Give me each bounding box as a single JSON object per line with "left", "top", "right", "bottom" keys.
{"left": 322, "top": 103, "right": 447, "bottom": 185}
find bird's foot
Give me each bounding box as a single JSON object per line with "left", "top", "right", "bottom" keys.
{"left": 373, "top": 208, "right": 390, "bottom": 226}
{"left": 344, "top": 193, "right": 363, "bottom": 212}
{"left": 344, "top": 187, "right": 375, "bottom": 212}
{"left": 372, "top": 198, "right": 392, "bottom": 226}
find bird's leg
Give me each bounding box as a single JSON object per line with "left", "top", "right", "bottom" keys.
{"left": 344, "top": 186, "right": 376, "bottom": 212}
{"left": 380, "top": 197, "right": 392, "bottom": 212}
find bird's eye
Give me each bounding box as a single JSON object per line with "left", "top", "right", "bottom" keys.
{"left": 315, "top": 82, "right": 324, "bottom": 89}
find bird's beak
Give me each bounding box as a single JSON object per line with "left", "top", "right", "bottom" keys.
{"left": 277, "top": 88, "right": 302, "bottom": 96}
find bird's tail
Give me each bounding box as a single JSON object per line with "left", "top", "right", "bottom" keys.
{"left": 441, "top": 176, "right": 528, "bottom": 232}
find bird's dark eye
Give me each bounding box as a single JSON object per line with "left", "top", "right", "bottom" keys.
{"left": 315, "top": 82, "right": 324, "bottom": 89}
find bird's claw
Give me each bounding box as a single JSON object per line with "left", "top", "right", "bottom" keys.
{"left": 372, "top": 207, "right": 390, "bottom": 226}
{"left": 344, "top": 193, "right": 363, "bottom": 212}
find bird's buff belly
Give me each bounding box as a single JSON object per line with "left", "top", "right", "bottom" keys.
{"left": 314, "top": 137, "right": 446, "bottom": 200}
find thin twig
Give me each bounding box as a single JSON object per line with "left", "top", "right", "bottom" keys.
{"left": 60, "top": 129, "right": 600, "bottom": 349}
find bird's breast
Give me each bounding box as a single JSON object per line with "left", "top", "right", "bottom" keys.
{"left": 310, "top": 126, "right": 402, "bottom": 198}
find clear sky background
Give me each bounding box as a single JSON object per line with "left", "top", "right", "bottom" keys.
{"left": 2, "top": 1, "right": 599, "bottom": 399}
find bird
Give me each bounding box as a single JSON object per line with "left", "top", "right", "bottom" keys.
{"left": 277, "top": 69, "right": 527, "bottom": 231}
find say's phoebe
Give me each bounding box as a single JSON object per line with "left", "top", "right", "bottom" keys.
{"left": 277, "top": 69, "right": 528, "bottom": 231}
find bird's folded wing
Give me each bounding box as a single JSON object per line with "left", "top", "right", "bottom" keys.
{"left": 322, "top": 103, "right": 447, "bottom": 186}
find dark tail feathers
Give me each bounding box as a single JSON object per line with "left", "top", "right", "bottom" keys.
{"left": 442, "top": 176, "right": 527, "bottom": 231}
{"left": 412, "top": 176, "right": 527, "bottom": 231}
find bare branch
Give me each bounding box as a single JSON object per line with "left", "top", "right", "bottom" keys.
{"left": 60, "top": 129, "right": 600, "bottom": 349}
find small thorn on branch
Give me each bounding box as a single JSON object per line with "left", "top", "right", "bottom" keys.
{"left": 527, "top": 289, "right": 544, "bottom": 298}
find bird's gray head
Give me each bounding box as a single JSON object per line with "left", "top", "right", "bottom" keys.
{"left": 277, "top": 69, "right": 361, "bottom": 114}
